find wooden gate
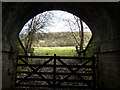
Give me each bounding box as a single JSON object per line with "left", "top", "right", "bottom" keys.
{"left": 15, "top": 54, "right": 96, "bottom": 89}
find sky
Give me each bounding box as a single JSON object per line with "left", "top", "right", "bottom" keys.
{"left": 45, "top": 10, "right": 91, "bottom": 32}
{"left": 20, "top": 10, "right": 91, "bottom": 34}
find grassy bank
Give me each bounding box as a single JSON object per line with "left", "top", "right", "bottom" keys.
{"left": 33, "top": 46, "right": 77, "bottom": 56}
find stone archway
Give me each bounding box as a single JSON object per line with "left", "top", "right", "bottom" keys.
{"left": 2, "top": 2, "right": 120, "bottom": 89}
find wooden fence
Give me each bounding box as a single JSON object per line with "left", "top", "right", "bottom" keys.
{"left": 15, "top": 54, "right": 96, "bottom": 89}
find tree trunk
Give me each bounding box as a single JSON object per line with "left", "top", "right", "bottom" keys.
{"left": 80, "top": 18, "right": 84, "bottom": 51}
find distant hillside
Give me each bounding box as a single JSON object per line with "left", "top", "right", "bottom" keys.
{"left": 29, "top": 32, "right": 92, "bottom": 47}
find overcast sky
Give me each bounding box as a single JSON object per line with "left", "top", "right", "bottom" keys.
{"left": 20, "top": 10, "right": 91, "bottom": 34}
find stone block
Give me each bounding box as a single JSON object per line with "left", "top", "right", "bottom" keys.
{"left": 2, "top": 43, "right": 10, "bottom": 52}
{"left": 97, "top": 52, "right": 120, "bottom": 88}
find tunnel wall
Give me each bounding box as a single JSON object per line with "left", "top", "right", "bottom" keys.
{"left": 2, "top": 2, "right": 120, "bottom": 89}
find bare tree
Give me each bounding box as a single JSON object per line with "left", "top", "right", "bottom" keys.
{"left": 62, "top": 15, "right": 84, "bottom": 56}
{"left": 19, "top": 11, "right": 54, "bottom": 55}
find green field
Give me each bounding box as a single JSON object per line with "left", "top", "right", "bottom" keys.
{"left": 33, "top": 46, "right": 77, "bottom": 56}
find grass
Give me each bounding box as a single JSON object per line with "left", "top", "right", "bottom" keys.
{"left": 33, "top": 46, "right": 77, "bottom": 56}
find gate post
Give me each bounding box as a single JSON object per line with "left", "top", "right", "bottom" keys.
{"left": 53, "top": 54, "right": 56, "bottom": 89}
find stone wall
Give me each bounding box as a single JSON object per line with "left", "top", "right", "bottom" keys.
{"left": 2, "top": 43, "right": 18, "bottom": 89}
{"left": 97, "top": 52, "right": 120, "bottom": 88}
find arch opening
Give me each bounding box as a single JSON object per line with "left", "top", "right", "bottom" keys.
{"left": 18, "top": 10, "right": 93, "bottom": 57}
{"left": 16, "top": 10, "right": 95, "bottom": 90}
